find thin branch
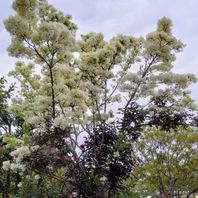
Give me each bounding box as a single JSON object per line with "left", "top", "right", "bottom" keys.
{"left": 123, "top": 56, "right": 157, "bottom": 119}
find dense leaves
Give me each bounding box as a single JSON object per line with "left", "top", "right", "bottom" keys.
{"left": 82, "top": 124, "right": 135, "bottom": 196}
{"left": 132, "top": 127, "right": 198, "bottom": 197}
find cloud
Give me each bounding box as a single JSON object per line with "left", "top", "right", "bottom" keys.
{"left": 0, "top": 1, "right": 14, "bottom": 29}
{"left": 0, "top": 52, "right": 16, "bottom": 76}
{"left": 0, "top": 29, "right": 11, "bottom": 54}
{"left": 47, "top": 0, "right": 154, "bottom": 37}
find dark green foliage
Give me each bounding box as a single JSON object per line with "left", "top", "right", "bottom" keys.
{"left": 82, "top": 124, "right": 135, "bottom": 197}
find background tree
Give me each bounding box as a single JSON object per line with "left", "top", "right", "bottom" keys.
{"left": 0, "top": 77, "right": 26, "bottom": 198}
{"left": 0, "top": 77, "right": 14, "bottom": 135}
{"left": 132, "top": 127, "right": 198, "bottom": 197}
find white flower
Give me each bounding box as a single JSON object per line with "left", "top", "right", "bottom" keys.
{"left": 100, "top": 176, "right": 107, "bottom": 182}
{"left": 2, "top": 161, "right": 11, "bottom": 171}
{"left": 113, "top": 151, "right": 120, "bottom": 158}
{"left": 46, "top": 165, "right": 53, "bottom": 170}
{"left": 10, "top": 163, "right": 26, "bottom": 173}
{"left": 30, "top": 145, "right": 40, "bottom": 152}
{"left": 17, "top": 182, "right": 22, "bottom": 188}
{"left": 34, "top": 174, "right": 40, "bottom": 180}
{"left": 26, "top": 175, "right": 31, "bottom": 179}
{"left": 10, "top": 146, "right": 31, "bottom": 162}
{"left": 53, "top": 117, "right": 68, "bottom": 129}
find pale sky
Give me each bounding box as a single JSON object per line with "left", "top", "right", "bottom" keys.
{"left": 0, "top": 0, "right": 198, "bottom": 100}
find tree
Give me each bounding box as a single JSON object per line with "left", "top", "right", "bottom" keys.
{"left": 0, "top": 77, "right": 14, "bottom": 135}
{"left": 2, "top": 0, "right": 197, "bottom": 197}
{"left": 0, "top": 77, "right": 22, "bottom": 198}
{"left": 132, "top": 127, "right": 198, "bottom": 197}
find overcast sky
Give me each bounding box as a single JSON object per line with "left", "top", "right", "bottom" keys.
{"left": 0, "top": 0, "right": 198, "bottom": 100}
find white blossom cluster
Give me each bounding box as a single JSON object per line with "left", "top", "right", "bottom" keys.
{"left": 2, "top": 160, "right": 26, "bottom": 173}
{"left": 10, "top": 145, "right": 31, "bottom": 161}
{"left": 2, "top": 145, "right": 40, "bottom": 173}
{"left": 2, "top": 160, "right": 11, "bottom": 171}
{"left": 53, "top": 117, "right": 69, "bottom": 129}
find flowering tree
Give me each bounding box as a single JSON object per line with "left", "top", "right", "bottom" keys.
{"left": 0, "top": 77, "right": 14, "bottom": 135}
{"left": 1, "top": 0, "right": 198, "bottom": 197}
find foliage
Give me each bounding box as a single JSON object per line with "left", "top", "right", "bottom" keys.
{"left": 81, "top": 123, "right": 136, "bottom": 197}
{"left": 132, "top": 127, "right": 198, "bottom": 197}
{"left": 0, "top": 77, "right": 15, "bottom": 135}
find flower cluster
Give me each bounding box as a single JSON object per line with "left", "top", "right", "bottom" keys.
{"left": 3, "top": 145, "right": 40, "bottom": 173}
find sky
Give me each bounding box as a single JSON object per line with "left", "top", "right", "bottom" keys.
{"left": 0, "top": 0, "right": 198, "bottom": 100}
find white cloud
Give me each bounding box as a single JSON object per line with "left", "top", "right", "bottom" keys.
{"left": 0, "top": 52, "right": 16, "bottom": 76}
